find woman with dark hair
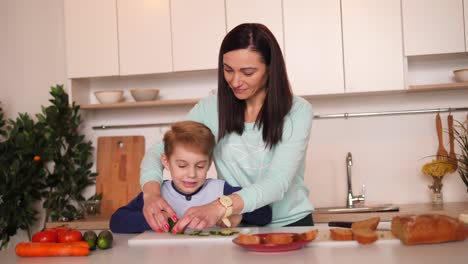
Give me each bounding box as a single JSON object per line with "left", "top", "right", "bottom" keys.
{"left": 140, "top": 23, "right": 314, "bottom": 232}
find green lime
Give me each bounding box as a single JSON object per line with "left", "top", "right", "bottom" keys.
{"left": 83, "top": 230, "right": 98, "bottom": 250}
{"left": 97, "top": 230, "right": 113, "bottom": 249}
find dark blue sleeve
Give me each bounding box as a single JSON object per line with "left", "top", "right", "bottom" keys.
{"left": 109, "top": 192, "right": 152, "bottom": 233}
{"left": 223, "top": 183, "right": 272, "bottom": 226}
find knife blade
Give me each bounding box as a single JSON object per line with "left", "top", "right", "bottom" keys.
{"left": 328, "top": 221, "right": 353, "bottom": 228}
{"left": 328, "top": 221, "right": 391, "bottom": 230}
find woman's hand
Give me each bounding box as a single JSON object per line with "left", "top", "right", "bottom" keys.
{"left": 142, "top": 182, "right": 177, "bottom": 232}
{"left": 172, "top": 202, "right": 225, "bottom": 233}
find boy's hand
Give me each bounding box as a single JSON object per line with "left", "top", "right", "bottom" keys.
{"left": 142, "top": 183, "right": 178, "bottom": 233}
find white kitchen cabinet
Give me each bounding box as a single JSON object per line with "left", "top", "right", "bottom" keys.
{"left": 402, "top": 0, "right": 465, "bottom": 56}
{"left": 342, "top": 0, "right": 405, "bottom": 93}
{"left": 64, "top": 0, "right": 119, "bottom": 78}
{"left": 464, "top": 0, "right": 468, "bottom": 51}
{"left": 117, "top": 0, "right": 172, "bottom": 75}
{"left": 171, "top": 0, "right": 226, "bottom": 71}
{"left": 225, "top": 0, "right": 284, "bottom": 50}
{"left": 283, "top": 0, "right": 344, "bottom": 96}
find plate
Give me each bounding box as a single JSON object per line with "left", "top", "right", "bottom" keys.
{"left": 232, "top": 233, "right": 312, "bottom": 253}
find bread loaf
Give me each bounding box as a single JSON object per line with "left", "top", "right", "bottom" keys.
{"left": 330, "top": 228, "right": 353, "bottom": 241}
{"left": 353, "top": 229, "right": 378, "bottom": 244}
{"left": 391, "top": 214, "right": 467, "bottom": 245}
{"left": 351, "top": 217, "right": 380, "bottom": 231}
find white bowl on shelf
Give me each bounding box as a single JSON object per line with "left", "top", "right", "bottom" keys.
{"left": 453, "top": 68, "right": 468, "bottom": 82}
{"left": 130, "top": 89, "right": 160, "bottom": 102}
{"left": 94, "top": 90, "right": 124, "bottom": 104}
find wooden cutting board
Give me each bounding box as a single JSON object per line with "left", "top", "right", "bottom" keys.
{"left": 96, "top": 136, "right": 145, "bottom": 216}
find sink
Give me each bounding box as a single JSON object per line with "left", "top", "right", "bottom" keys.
{"left": 315, "top": 204, "right": 399, "bottom": 214}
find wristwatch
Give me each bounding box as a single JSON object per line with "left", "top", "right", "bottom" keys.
{"left": 218, "top": 195, "right": 233, "bottom": 227}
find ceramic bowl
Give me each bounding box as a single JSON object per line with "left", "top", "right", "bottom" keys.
{"left": 453, "top": 68, "right": 468, "bottom": 82}
{"left": 130, "top": 89, "right": 160, "bottom": 101}
{"left": 94, "top": 90, "right": 124, "bottom": 104}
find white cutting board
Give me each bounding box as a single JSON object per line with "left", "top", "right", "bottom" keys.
{"left": 128, "top": 227, "right": 259, "bottom": 246}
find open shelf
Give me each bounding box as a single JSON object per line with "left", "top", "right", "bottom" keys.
{"left": 408, "top": 82, "right": 468, "bottom": 92}
{"left": 80, "top": 98, "right": 200, "bottom": 110}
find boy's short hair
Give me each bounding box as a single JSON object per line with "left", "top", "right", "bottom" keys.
{"left": 163, "top": 121, "right": 215, "bottom": 158}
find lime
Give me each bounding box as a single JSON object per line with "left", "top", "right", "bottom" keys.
{"left": 97, "top": 230, "right": 113, "bottom": 249}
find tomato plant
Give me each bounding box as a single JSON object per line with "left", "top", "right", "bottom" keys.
{"left": 31, "top": 231, "right": 58, "bottom": 243}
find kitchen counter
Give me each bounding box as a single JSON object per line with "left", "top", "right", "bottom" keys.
{"left": 46, "top": 202, "right": 468, "bottom": 230}
{"left": 1, "top": 225, "right": 467, "bottom": 264}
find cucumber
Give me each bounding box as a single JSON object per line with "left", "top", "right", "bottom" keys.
{"left": 167, "top": 217, "right": 176, "bottom": 232}
{"left": 97, "top": 230, "right": 113, "bottom": 249}
{"left": 219, "top": 229, "right": 239, "bottom": 236}
{"left": 83, "top": 230, "right": 98, "bottom": 250}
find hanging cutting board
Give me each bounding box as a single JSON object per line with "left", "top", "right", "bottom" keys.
{"left": 96, "top": 136, "right": 145, "bottom": 216}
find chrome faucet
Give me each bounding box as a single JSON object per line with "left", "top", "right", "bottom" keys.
{"left": 346, "top": 152, "right": 365, "bottom": 208}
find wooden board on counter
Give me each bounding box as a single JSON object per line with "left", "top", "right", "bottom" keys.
{"left": 97, "top": 136, "right": 145, "bottom": 215}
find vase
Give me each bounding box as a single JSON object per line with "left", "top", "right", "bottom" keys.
{"left": 429, "top": 176, "right": 444, "bottom": 208}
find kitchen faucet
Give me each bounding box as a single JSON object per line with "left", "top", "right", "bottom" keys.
{"left": 346, "top": 152, "right": 365, "bottom": 208}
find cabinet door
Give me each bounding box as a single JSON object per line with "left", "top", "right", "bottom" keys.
{"left": 171, "top": 0, "right": 226, "bottom": 71}
{"left": 342, "top": 0, "right": 405, "bottom": 93}
{"left": 402, "top": 0, "right": 464, "bottom": 56}
{"left": 283, "top": 0, "right": 344, "bottom": 95}
{"left": 117, "top": 0, "right": 172, "bottom": 75}
{"left": 225, "top": 0, "right": 284, "bottom": 51}
{"left": 64, "top": 0, "right": 119, "bottom": 78}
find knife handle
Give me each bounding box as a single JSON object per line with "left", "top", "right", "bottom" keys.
{"left": 328, "top": 221, "right": 353, "bottom": 228}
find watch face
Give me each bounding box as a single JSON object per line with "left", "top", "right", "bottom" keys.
{"left": 220, "top": 196, "right": 233, "bottom": 206}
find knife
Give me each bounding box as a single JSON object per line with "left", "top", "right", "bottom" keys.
{"left": 328, "top": 221, "right": 391, "bottom": 230}
{"left": 328, "top": 221, "right": 353, "bottom": 228}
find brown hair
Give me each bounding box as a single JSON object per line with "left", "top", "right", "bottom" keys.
{"left": 217, "top": 23, "right": 292, "bottom": 149}
{"left": 163, "top": 121, "right": 215, "bottom": 158}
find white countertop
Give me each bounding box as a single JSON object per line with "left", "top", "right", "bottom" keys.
{"left": 2, "top": 225, "right": 467, "bottom": 264}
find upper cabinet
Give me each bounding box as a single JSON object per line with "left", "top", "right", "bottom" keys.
{"left": 225, "top": 0, "right": 284, "bottom": 51}
{"left": 64, "top": 0, "right": 119, "bottom": 78}
{"left": 402, "top": 0, "right": 465, "bottom": 56}
{"left": 117, "top": 0, "right": 172, "bottom": 75}
{"left": 342, "top": 0, "right": 405, "bottom": 93}
{"left": 283, "top": 0, "right": 344, "bottom": 96}
{"left": 171, "top": 0, "right": 226, "bottom": 71}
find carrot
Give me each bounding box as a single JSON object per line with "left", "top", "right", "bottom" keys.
{"left": 68, "top": 241, "right": 90, "bottom": 249}
{"left": 15, "top": 242, "right": 90, "bottom": 257}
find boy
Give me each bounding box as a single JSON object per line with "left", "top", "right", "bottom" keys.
{"left": 110, "top": 121, "right": 271, "bottom": 233}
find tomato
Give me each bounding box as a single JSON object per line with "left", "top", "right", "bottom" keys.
{"left": 47, "top": 226, "right": 69, "bottom": 237}
{"left": 32, "top": 231, "right": 58, "bottom": 243}
{"left": 58, "top": 230, "right": 83, "bottom": 243}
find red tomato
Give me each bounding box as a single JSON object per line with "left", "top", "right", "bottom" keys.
{"left": 47, "top": 226, "right": 69, "bottom": 237}
{"left": 58, "top": 230, "right": 83, "bottom": 243}
{"left": 32, "top": 230, "right": 58, "bottom": 243}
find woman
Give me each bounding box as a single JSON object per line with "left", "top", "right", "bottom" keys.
{"left": 140, "top": 23, "right": 314, "bottom": 233}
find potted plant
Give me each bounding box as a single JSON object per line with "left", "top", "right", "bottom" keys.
{"left": 0, "top": 104, "right": 49, "bottom": 249}
{"left": 453, "top": 119, "right": 468, "bottom": 193}
{"left": 37, "top": 85, "right": 97, "bottom": 224}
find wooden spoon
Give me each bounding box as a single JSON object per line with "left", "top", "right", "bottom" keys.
{"left": 436, "top": 113, "right": 448, "bottom": 160}
{"left": 448, "top": 113, "right": 458, "bottom": 170}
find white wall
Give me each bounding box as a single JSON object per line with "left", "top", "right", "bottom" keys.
{"left": 0, "top": 0, "right": 66, "bottom": 119}
{"left": 0, "top": 0, "right": 67, "bottom": 247}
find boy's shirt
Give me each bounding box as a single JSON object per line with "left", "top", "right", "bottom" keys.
{"left": 110, "top": 179, "right": 272, "bottom": 233}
